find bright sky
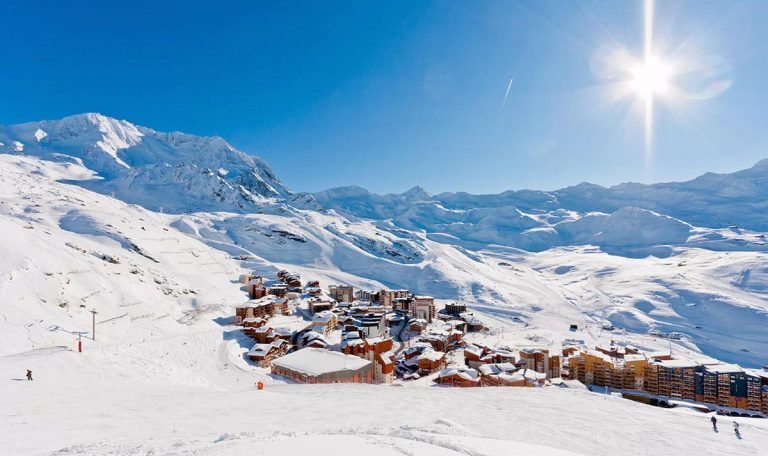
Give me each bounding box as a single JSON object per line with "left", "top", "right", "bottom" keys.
{"left": 1, "top": 0, "right": 767, "bottom": 194}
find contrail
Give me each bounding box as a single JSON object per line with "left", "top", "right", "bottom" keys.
{"left": 501, "top": 77, "right": 514, "bottom": 109}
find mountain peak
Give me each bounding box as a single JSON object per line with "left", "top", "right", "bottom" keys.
{"left": 402, "top": 185, "right": 430, "bottom": 200}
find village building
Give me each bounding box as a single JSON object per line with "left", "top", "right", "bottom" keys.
{"left": 392, "top": 296, "right": 413, "bottom": 313}
{"left": 443, "top": 302, "right": 468, "bottom": 316}
{"left": 267, "top": 284, "right": 289, "bottom": 298}
{"left": 306, "top": 286, "right": 322, "bottom": 297}
{"left": 329, "top": 285, "right": 355, "bottom": 303}
{"left": 385, "top": 312, "right": 404, "bottom": 327}
{"left": 247, "top": 340, "right": 289, "bottom": 367}
{"left": 464, "top": 344, "right": 489, "bottom": 369}
{"left": 276, "top": 270, "right": 301, "bottom": 286}
{"left": 241, "top": 316, "right": 267, "bottom": 328}
{"left": 478, "top": 363, "right": 526, "bottom": 386}
{"left": 308, "top": 297, "right": 335, "bottom": 314}
{"left": 241, "top": 273, "right": 261, "bottom": 284}
{"left": 436, "top": 366, "right": 481, "bottom": 387}
{"left": 444, "top": 319, "right": 467, "bottom": 333}
{"left": 340, "top": 330, "right": 394, "bottom": 383}
{"left": 340, "top": 330, "right": 368, "bottom": 356}
{"left": 378, "top": 289, "right": 410, "bottom": 307}
{"left": 355, "top": 289, "right": 374, "bottom": 302}
{"left": 354, "top": 313, "right": 388, "bottom": 338}
{"left": 271, "top": 348, "right": 374, "bottom": 384}
{"left": 417, "top": 350, "right": 447, "bottom": 375}
{"left": 247, "top": 279, "right": 267, "bottom": 299}
{"left": 272, "top": 297, "right": 289, "bottom": 315}
{"left": 311, "top": 310, "right": 338, "bottom": 336}
{"left": 419, "top": 329, "right": 463, "bottom": 352}
{"left": 402, "top": 343, "right": 431, "bottom": 362}
{"left": 565, "top": 348, "right": 768, "bottom": 415}
{"left": 464, "top": 317, "right": 484, "bottom": 332}
{"left": 235, "top": 297, "right": 290, "bottom": 324}
{"left": 412, "top": 296, "right": 436, "bottom": 322}
{"left": 479, "top": 348, "right": 516, "bottom": 366}
{"left": 273, "top": 326, "right": 297, "bottom": 342}
{"left": 235, "top": 301, "right": 271, "bottom": 324}
{"left": 519, "top": 348, "right": 561, "bottom": 379}
{"left": 408, "top": 318, "right": 427, "bottom": 335}
{"left": 250, "top": 325, "right": 280, "bottom": 344}
{"left": 300, "top": 331, "right": 329, "bottom": 349}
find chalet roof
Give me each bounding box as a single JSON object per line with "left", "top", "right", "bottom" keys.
{"left": 404, "top": 344, "right": 429, "bottom": 356}
{"left": 438, "top": 367, "right": 479, "bottom": 381}
{"left": 522, "top": 369, "right": 547, "bottom": 381}
{"left": 273, "top": 326, "right": 294, "bottom": 336}
{"left": 478, "top": 363, "right": 517, "bottom": 376}
{"left": 302, "top": 331, "right": 327, "bottom": 342}
{"left": 248, "top": 343, "right": 278, "bottom": 357}
{"left": 464, "top": 345, "right": 484, "bottom": 358}
{"left": 272, "top": 348, "right": 371, "bottom": 376}
{"left": 418, "top": 351, "right": 445, "bottom": 362}
{"left": 376, "top": 350, "right": 395, "bottom": 365}
{"left": 497, "top": 372, "right": 525, "bottom": 383}
{"left": 312, "top": 310, "right": 336, "bottom": 323}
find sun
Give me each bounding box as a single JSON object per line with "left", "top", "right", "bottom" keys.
{"left": 627, "top": 57, "right": 672, "bottom": 97}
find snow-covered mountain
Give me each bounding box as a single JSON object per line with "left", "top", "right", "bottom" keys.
{"left": 0, "top": 113, "right": 322, "bottom": 213}
{"left": 2, "top": 113, "right": 768, "bottom": 371}
{"left": 315, "top": 160, "right": 768, "bottom": 253}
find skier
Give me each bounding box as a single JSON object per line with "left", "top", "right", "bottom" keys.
{"left": 710, "top": 415, "right": 717, "bottom": 431}
{"left": 26, "top": 369, "right": 32, "bottom": 381}
{"left": 733, "top": 421, "right": 740, "bottom": 438}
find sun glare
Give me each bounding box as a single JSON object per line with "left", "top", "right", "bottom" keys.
{"left": 628, "top": 58, "right": 671, "bottom": 97}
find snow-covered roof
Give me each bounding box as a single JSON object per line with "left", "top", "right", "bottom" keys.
{"left": 623, "top": 354, "right": 647, "bottom": 363}
{"left": 312, "top": 310, "right": 335, "bottom": 323}
{"left": 418, "top": 351, "right": 445, "bottom": 362}
{"left": 438, "top": 367, "right": 479, "bottom": 381}
{"left": 656, "top": 358, "right": 700, "bottom": 369}
{"left": 704, "top": 363, "right": 743, "bottom": 374}
{"left": 464, "top": 345, "right": 484, "bottom": 357}
{"left": 248, "top": 343, "right": 277, "bottom": 357}
{"left": 498, "top": 372, "right": 525, "bottom": 383}
{"left": 273, "top": 326, "right": 295, "bottom": 336}
{"left": 478, "top": 363, "right": 517, "bottom": 376}
{"left": 272, "top": 348, "right": 371, "bottom": 376}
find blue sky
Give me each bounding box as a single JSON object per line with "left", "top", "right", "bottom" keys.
{"left": 1, "top": 0, "right": 767, "bottom": 194}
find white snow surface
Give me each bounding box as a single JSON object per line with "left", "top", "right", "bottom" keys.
{"left": 1, "top": 114, "right": 768, "bottom": 454}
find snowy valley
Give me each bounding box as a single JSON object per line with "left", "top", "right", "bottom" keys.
{"left": 1, "top": 114, "right": 768, "bottom": 455}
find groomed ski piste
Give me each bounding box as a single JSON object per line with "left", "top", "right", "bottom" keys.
{"left": 2, "top": 115, "right": 768, "bottom": 455}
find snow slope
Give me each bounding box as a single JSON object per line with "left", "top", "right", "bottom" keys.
{"left": 1, "top": 115, "right": 768, "bottom": 454}
{"left": 1, "top": 114, "right": 768, "bottom": 369}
